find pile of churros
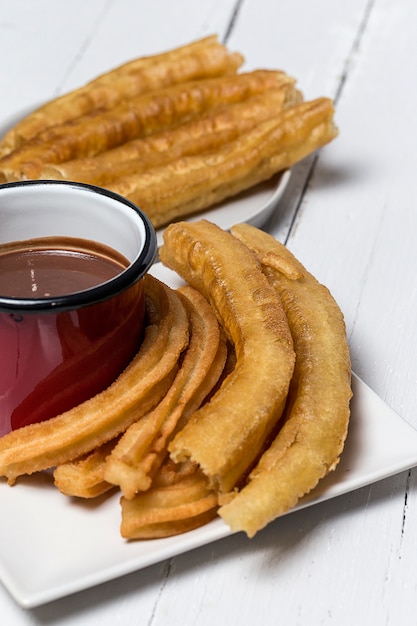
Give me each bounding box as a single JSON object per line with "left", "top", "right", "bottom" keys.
{"left": 0, "top": 35, "right": 337, "bottom": 229}
{"left": 0, "top": 221, "right": 352, "bottom": 539}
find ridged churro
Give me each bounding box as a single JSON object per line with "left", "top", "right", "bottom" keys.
{"left": 218, "top": 225, "right": 352, "bottom": 536}
{"left": 0, "top": 70, "right": 291, "bottom": 182}
{"left": 40, "top": 86, "right": 302, "bottom": 186}
{"left": 120, "top": 458, "right": 218, "bottom": 539}
{"left": 107, "top": 97, "right": 337, "bottom": 228}
{"left": 104, "top": 286, "right": 227, "bottom": 499}
{"left": 53, "top": 438, "right": 120, "bottom": 499}
{"left": 0, "top": 35, "right": 243, "bottom": 157}
{"left": 160, "top": 220, "right": 296, "bottom": 493}
{"left": 0, "top": 276, "right": 189, "bottom": 483}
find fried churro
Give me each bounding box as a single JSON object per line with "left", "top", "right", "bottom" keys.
{"left": 0, "top": 70, "right": 291, "bottom": 182}
{"left": 104, "top": 286, "right": 227, "bottom": 499}
{"left": 120, "top": 458, "right": 218, "bottom": 539}
{"left": 0, "top": 276, "right": 189, "bottom": 483}
{"left": 217, "top": 225, "right": 351, "bottom": 536}
{"left": 40, "top": 86, "right": 302, "bottom": 186}
{"left": 160, "top": 220, "right": 296, "bottom": 493}
{"left": 53, "top": 438, "right": 120, "bottom": 499}
{"left": 0, "top": 35, "right": 243, "bottom": 157}
{"left": 107, "top": 97, "right": 337, "bottom": 228}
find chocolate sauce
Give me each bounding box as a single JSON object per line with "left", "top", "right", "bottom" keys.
{"left": 0, "top": 236, "right": 145, "bottom": 435}
{"left": 0, "top": 236, "right": 129, "bottom": 298}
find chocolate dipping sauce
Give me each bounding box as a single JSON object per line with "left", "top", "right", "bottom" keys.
{"left": 0, "top": 236, "right": 145, "bottom": 434}
{"left": 0, "top": 236, "right": 129, "bottom": 298}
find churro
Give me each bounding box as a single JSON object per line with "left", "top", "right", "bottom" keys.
{"left": 0, "top": 70, "right": 291, "bottom": 182}
{"left": 40, "top": 86, "right": 302, "bottom": 186}
{"left": 53, "top": 438, "right": 120, "bottom": 499}
{"left": 0, "top": 276, "right": 189, "bottom": 483}
{"left": 104, "top": 286, "right": 227, "bottom": 499}
{"left": 160, "top": 220, "right": 296, "bottom": 493}
{"left": 120, "top": 458, "right": 218, "bottom": 539}
{"left": 107, "top": 98, "right": 337, "bottom": 228}
{"left": 0, "top": 35, "right": 243, "bottom": 157}
{"left": 217, "top": 225, "right": 352, "bottom": 536}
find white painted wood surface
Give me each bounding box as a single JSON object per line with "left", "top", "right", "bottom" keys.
{"left": 1, "top": 0, "right": 417, "bottom": 623}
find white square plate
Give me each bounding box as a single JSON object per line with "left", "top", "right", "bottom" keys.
{"left": 1, "top": 266, "right": 417, "bottom": 609}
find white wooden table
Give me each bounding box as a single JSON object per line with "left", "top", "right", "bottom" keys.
{"left": 1, "top": 1, "right": 417, "bottom": 623}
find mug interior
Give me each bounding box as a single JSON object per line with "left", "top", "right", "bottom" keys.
{"left": 0, "top": 181, "right": 146, "bottom": 260}
{"left": 0, "top": 180, "right": 156, "bottom": 310}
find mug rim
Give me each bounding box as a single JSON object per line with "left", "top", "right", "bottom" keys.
{"left": 0, "top": 179, "right": 157, "bottom": 313}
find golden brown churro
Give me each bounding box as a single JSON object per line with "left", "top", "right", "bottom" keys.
{"left": 160, "top": 220, "right": 296, "bottom": 493}
{"left": 107, "top": 98, "right": 337, "bottom": 228}
{"left": 0, "top": 70, "right": 290, "bottom": 182}
{"left": 0, "top": 276, "right": 189, "bottom": 483}
{"left": 217, "top": 225, "right": 352, "bottom": 536}
{"left": 120, "top": 458, "right": 218, "bottom": 539}
{"left": 53, "top": 438, "right": 120, "bottom": 499}
{"left": 0, "top": 35, "right": 243, "bottom": 157}
{"left": 40, "top": 86, "right": 302, "bottom": 186}
{"left": 104, "top": 286, "right": 227, "bottom": 499}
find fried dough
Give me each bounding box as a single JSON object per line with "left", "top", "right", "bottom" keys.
{"left": 103, "top": 286, "right": 227, "bottom": 499}
{"left": 53, "top": 438, "right": 120, "bottom": 499}
{"left": 217, "top": 224, "right": 352, "bottom": 536}
{"left": 53, "top": 286, "right": 226, "bottom": 500}
{"left": 2, "top": 221, "right": 352, "bottom": 541}
{"left": 0, "top": 70, "right": 291, "bottom": 182}
{"left": 120, "top": 458, "right": 218, "bottom": 539}
{"left": 40, "top": 86, "right": 302, "bottom": 186}
{"left": 0, "top": 276, "right": 189, "bottom": 483}
{"left": 159, "top": 220, "right": 296, "bottom": 493}
{"left": 107, "top": 97, "right": 337, "bottom": 228}
{"left": 0, "top": 36, "right": 243, "bottom": 157}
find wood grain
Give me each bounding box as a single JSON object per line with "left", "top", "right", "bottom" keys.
{"left": 1, "top": 0, "right": 417, "bottom": 624}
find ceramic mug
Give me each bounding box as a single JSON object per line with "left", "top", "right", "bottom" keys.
{"left": 0, "top": 180, "right": 157, "bottom": 436}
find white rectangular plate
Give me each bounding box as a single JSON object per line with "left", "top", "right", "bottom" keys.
{"left": 1, "top": 264, "right": 417, "bottom": 608}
